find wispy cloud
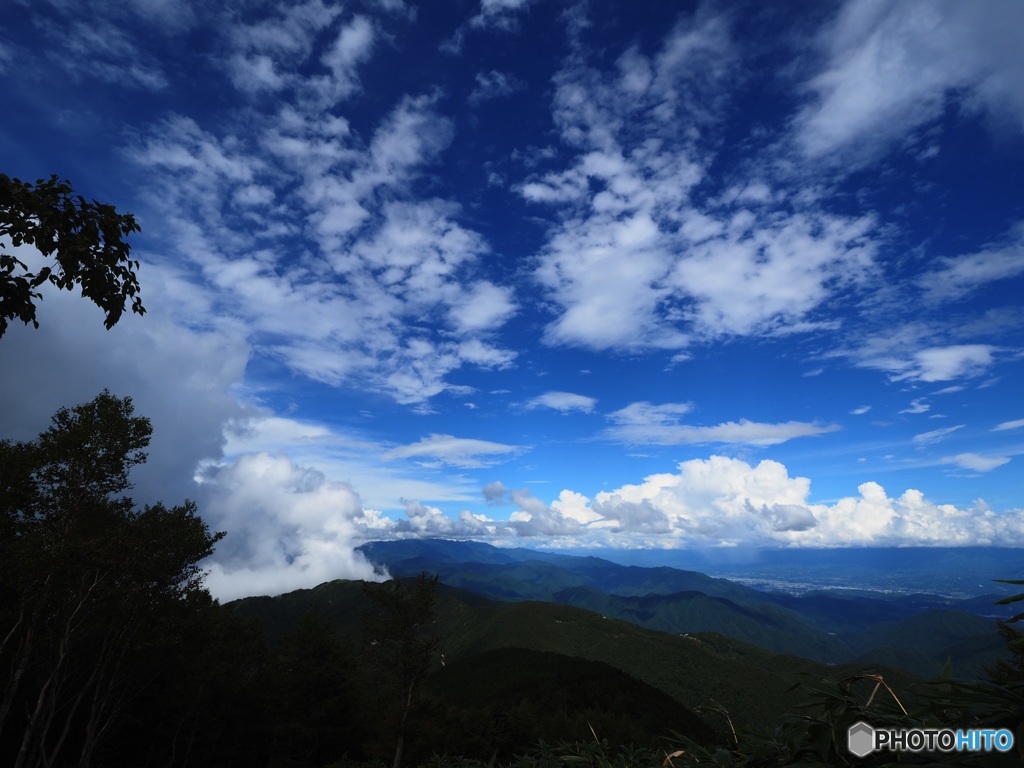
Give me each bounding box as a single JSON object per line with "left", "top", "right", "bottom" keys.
{"left": 384, "top": 434, "right": 526, "bottom": 468}
{"left": 470, "top": 0, "right": 538, "bottom": 31}
{"left": 942, "top": 453, "right": 1011, "bottom": 473}
{"left": 912, "top": 425, "right": 965, "bottom": 445}
{"left": 898, "top": 345, "right": 999, "bottom": 383}
{"left": 793, "top": 1, "right": 1024, "bottom": 166}
{"left": 132, "top": 85, "right": 518, "bottom": 405}
{"left": 469, "top": 70, "right": 526, "bottom": 104}
{"left": 608, "top": 401, "right": 693, "bottom": 426}
{"left": 919, "top": 226, "right": 1024, "bottom": 302}
{"left": 845, "top": 329, "right": 1000, "bottom": 384}
{"left": 525, "top": 391, "right": 597, "bottom": 414}
{"left": 605, "top": 417, "right": 840, "bottom": 447}
{"left": 900, "top": 399, "right": 930, "bottom": 415}
{"left": 523, "top": 11, "right": 880, "bottom": 353}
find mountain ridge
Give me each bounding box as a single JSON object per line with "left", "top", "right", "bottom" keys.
{"left": 356, "top": 538, "right": 1010, "bottom": 677}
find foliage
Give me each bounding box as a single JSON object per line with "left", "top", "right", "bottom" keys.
{"left": 0, "top": 173, "right": 143, "bottom": 338}
{"left": 0, "top": 391, "right": 224, "bottom": 768}
{"left": 416, "top": 647, "right": 714, "bottom": 761}
{"left": 364, "top": 572, "right": 443, "bottom": 768}
{"left": 258, "top": 605, "right": 374, "bottom": 767}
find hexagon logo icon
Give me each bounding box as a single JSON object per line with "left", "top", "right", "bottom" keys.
{"left": 848, "top": 721, "right": 875, "bottom": 758}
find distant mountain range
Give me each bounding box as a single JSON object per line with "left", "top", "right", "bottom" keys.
{"left": 226, "top": 540, "right": 1019, "bottom": 736}
{"left": 356, "top": 539, "right": 1016, "bottom": 678}
{"left": 562, "top": 546, "right": 1024, "bottom": 599}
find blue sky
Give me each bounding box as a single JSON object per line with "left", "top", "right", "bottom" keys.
{"left": 2, "top": 0, "right": 1023, "bottom": 598}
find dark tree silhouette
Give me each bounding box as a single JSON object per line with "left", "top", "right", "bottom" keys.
{"left": 0, "top": 174, "right": 143, "bottom": 338}
{"left": 363, "top": 573, "right": 440, "bottom": 768}
{"left": 0, "top": 391, "right": 223, "bottom": 768}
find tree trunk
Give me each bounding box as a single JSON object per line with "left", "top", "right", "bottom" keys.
{"left": 392, "top": 680, "right": 416, "bottom": 768}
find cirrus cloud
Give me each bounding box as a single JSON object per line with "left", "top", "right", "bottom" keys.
{"left": 383, "top": 433, "right": 526, "bottom": 468}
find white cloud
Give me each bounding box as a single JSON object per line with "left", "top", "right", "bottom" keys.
{"left": 469, "top": 0, "right": 537, "bottom": 31}
{"left": 919, "top": 226, "right": 1024, "bottom": 302}
{"left": 448, "top": 281, "right": 518, "bottom": 334}
{"left": 545, "top": 456, "right": 1024, "bottom": 548}
{"left": 508, "top": 487, "right": 581, "bottom": 536}
{"left": 993, "top": 419, "right": 1024, "bottom": 432}
{"left": 198, "top": 452, "right": 388, "bottom": 600}
{"left": 846, "top": 329, "right": 1001, "bottom": 384}
{"left": 53, "top": 18, "right": 169, "bottom": 91}
{"left": 524, "top": 13, "right": 881, "bottom": 353}
{"left": 318, "top": 15, "right": 375, "bottom": 103}
{"left": 551, "top": 489, "right": 603, "bottom": 525}
{"left": 131, "top": 90, "right": 517, "bottom": 406}
{"left": 943, "top": 453, "right": 1011, "bottom": 473}
{"left": 794, "top": 0, "right": 1024, "bottom": 164}
{"left": 912, "top": 425, "right": 964, "bottom": 445}
{"left": 605, "top": 417, "right": 840, "bottom": 447}
{"left": 389, "top": 457, "right": 1024, "bottom": 549}
{"left": 525, "top": 391, "right": 598, "bottom": 414}
{"left": 219, "top": 414, "right": 490, "bottom": 513}
{"left": 904, "top": 345, "right": 998, "bottom": 382}
{"left": 384, "top": 434, "right": 525, "bottom": 468}
{"left": 609, "top": 401, "right": 693, "bottom": 426}
{"left": 228, "top": 53, "right": 286, "bottom": 93}
{"left": 899, "top": 398, "right": 929, "bottom": 415}
{"left": 469, "top": 70, "right": 526, "bottom": 104}
{"left": 226, "top": 0, "right": 345, "bottom": 97}
{"left": 0, "top": 252, "right": 250, "bottom": 510}
{"left": 483, "top": 480, "right": 507, "bottom": 502}
{"left": 851, "top": 405, "right": 871, "bottom": 415}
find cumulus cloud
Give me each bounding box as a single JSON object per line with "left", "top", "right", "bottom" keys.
{"left": 482, "top": 480, "right": 507, "bottom": 502}
{"left": 448, "top": 281, "right": 518, "bottom": 334}
{"left": 508, "top": 488, "right": 581, "bottom": 536}
{"left": 759, "top": 502, "right": 820, "bottom": 533}
{"left": 0, "top": 252, "right": 250, "bottom": 509}
{"left": 525, "top": 391, "right": 598, "bottom": 414}
{"left": 198, "top": 453, "right": 388, "bottom": 600}
{"left": 205, "top": 453, "right": 1024, "bottom": 573}
{"left": 545, "top": 456, "right": 1024, "bottom": 548}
